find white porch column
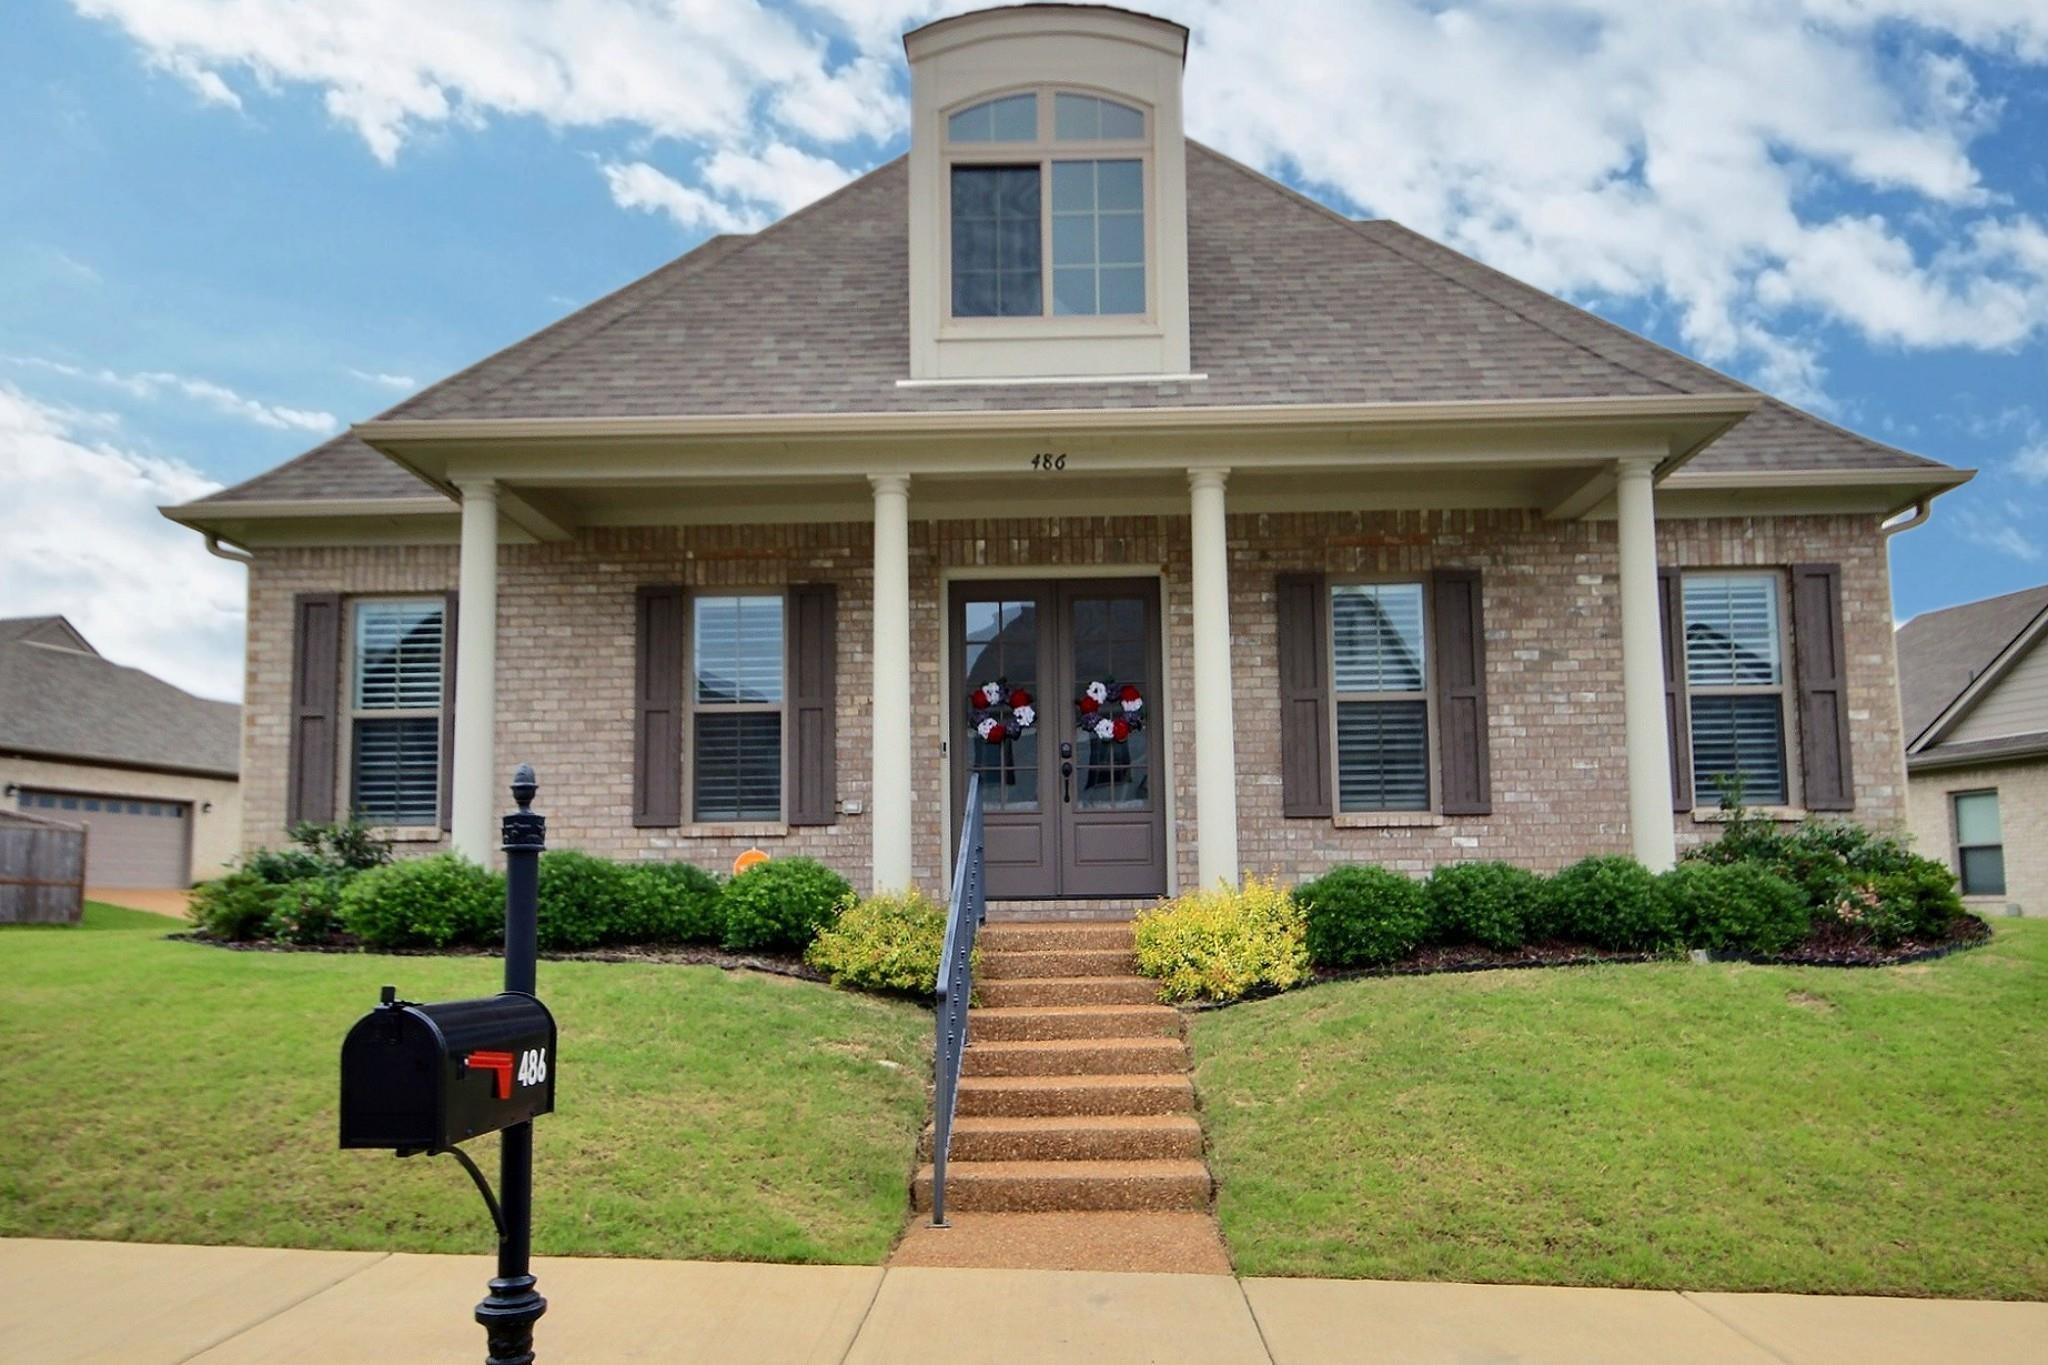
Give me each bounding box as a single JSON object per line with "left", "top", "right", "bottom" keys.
{"left": 1616, "top": 456, "right": 1676, "bottom": 871}
{"left": 1188, "top": 467, "right": 1241, "bottom": 888}
{"left": 869, "top": 474, "right": 915, "bottom": 891}
{"left": 450, "top": 478, "right": 499, "bottom": 863}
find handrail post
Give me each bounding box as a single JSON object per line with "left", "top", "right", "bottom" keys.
{"left": 930, "top": 773, "right": 985, "bottom": 1229}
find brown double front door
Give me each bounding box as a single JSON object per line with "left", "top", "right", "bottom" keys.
{"left": 949, "top": 579, "right": 1167, "bottom": 900}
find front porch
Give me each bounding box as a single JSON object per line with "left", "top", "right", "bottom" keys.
{"left": 355, "top": 396, "right": 1787, "bottom": 891}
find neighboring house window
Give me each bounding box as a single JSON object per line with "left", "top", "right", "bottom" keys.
{"left": 947, "top": 89, "right": 1148, "bottom": 318}
{"left": 692, "top": 594, "right": 785, "bottom": 822}
{"left": 1953, "top": 790, "right": 2005, "bottom": 896}
{"left": 348, "top": 599, "right": 445, "bottom": 826}
{"left": 1330, "top": 582, "right": 1431, "bottom": 811}
{"left": 1683, "top": 573, "right": 1790, "bottom": 806}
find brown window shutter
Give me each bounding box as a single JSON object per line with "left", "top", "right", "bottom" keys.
{"left": 787, "top": 584, "right": 838, "bottom": 826}
{"left": 633, "top": 586, "right": 686, "bottom": 828}
{"left": 287, "top": 592, "right": 343, "bottom": 829}
{"left": 1791, "top": 563, "right": 1856, "bottom": 811}
{"left": 1660, "top": 568, "right": 1695, "bottom": 812}
{"left": 1431, "top": 568, "right": 1492, "bottom": 816}
{"left": 439, "top": 590, "right": 458, "bottom": 833}
{"left": 1275, "top": 572, "right": 1332, "bottom": 818}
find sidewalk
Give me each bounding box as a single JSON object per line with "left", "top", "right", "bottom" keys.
{"left": 3, "top": 1238, "right": 2042, "bottom": 1364}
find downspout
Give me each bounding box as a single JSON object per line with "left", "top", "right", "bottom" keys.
{"left": 203, "top": 532, "right": 255, "bottom": 564}
{"left": 1881, "top": 498, "right": 1931, "bottom": 537}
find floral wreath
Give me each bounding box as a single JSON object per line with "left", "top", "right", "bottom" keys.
{"left": 968, "top": 678, "right": 1036, "bottom": 743}
{"left": 1077, "top": 679, "right": 1144, "bottom": 743}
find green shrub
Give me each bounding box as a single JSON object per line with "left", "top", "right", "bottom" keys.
{"left": 535, "top": 850, "right": 641, "bottom": 950}
{"left": 1686, "top": 806, "right": 1918, "bottom": 917}
{"left": 806, "top": 888, "right": 952, "bottom": 994}
{"left": 1546, "top": 855, "right": 1672, "bottom": 949}
{"left": 1658, "top": 862, "right": 1809, "bottom": 955}
{"left": 241, "top": 847, "right": 330, "bottom": 886}
{"left": 339, "top": 855, "right": 503, "bottom": 949}
{"left": 626, "top": 861, "right": 724, "bottom": 944}
{"left": 719, "top": 857, "right": 852, "bottom": 952}
{"left": 1426, "top": 861, "right": 1544, "bottom": 950}
{"left": 187, "top": 871, "right": 281, "bottom": 940}
{"left": 289, "top": 818, "right": 393, "bottom": 872}
{"left": 265, "top": 876, "right": 345, "bottom": 945}
{"left": 1867, "top": 857, "right": 1965, "bottom": 941}
{"left": 1133, "top": 875, "right": 1310, "bottom": 1003}
{"left": 1297, "top": 865, "right": 1430, "bottom": 967}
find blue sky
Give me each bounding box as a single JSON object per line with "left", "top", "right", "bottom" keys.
{"left": 4, "top": 0, "right": 2048, "bottom": 700}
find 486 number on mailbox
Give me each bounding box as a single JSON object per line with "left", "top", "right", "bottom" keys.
{"left": 516, "top": 1048, "right": 548, "bottom": 1087}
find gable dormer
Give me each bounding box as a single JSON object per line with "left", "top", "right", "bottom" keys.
{"left": 903, "top": 5, "right": 1193, "bottom": 382}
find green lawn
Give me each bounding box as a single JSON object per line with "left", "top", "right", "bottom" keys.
{"left": 1193, "top": 918, "right": 2048, "bottom": 1299}
{"left": 0, "top": 904, "right": 928, "bottom": 1264}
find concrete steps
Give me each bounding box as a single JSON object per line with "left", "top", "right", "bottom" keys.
{"left": 912, "top": 1159, "right": 1212, "bottom": 1213}
{"left": 962, "top": 1036, "right": 1190, "bottom": 1078}
{"left": 918, "top": 919, "right": 1217, "bottom": 1227}
{"left": 927, "top": 1115, "right": 1206, "bottom": 1163}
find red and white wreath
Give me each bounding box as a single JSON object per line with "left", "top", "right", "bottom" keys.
{"left": 968, "top": 678, "right": 1036, "bottom": 743}
{"left": 1076, "top": 679, "right": 1145, "bottom": 742}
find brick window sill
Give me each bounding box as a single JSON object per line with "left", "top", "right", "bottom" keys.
{"left": 368, "top": 826, "right": 445, "bottom": 844}
{"left": 672, "top": 822, "right": 790, "bottom": 840}
{"left": 1690, "top": 806, "right": 1808, "bottom": 824}
{"left": 1334, "top": 811, "right": 1444, "bottom": 829}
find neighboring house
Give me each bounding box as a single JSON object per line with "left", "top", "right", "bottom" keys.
{"left": 163, "top": 5, "right": 1968, "bottom": 904}
{"left": 0, "top": 616, "right": 241, "bottom": 888}
{"left": 1897, "top": 586, "right": 2048, "bottom": 916}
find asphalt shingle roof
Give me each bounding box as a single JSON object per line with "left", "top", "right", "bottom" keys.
{"left": 191, "top": 143, "right": 1953, "bottom": 507}
{"left": 0, "top": 618, "right": 240, "bottom": 777}
{"left": 1895, "top": 585, "right": 2048, "bottom": 744}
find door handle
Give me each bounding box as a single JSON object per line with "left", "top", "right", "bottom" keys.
{"left": 1060, "top": 760, "right": 1073, "bottom": 804}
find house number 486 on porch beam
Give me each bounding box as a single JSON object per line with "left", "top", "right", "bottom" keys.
{"left": 1030, "top": 453, "right": 1068, "bottom": 471}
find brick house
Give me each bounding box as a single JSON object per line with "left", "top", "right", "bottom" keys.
{"left": 1898, "top": 586, "right": 2048, "bottom": 918}
{"left": 165, "top": 4, "right": 1968, "bottom": 904}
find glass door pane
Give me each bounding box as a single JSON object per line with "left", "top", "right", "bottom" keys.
{"left": 1070, "top": 594, "right": 1150, "bottom": 811}
{"left": 962, "top": 596, "right": 1041, "bottom": 811}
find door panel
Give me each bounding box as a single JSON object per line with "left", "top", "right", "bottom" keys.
{"left": 952, "top": 578, "right": 1168, "bottom": 900}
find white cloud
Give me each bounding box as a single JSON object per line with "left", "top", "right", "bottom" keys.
{"left": 70, "top": 0, "right": 2048, "bottom": 397}
{"left": 7, "top": 357, "right": 337, "bottom": 433}
{"left": 348, "top": 368, "right": 417, "bottom": 391}
{"left": 1950, "top": 505, "right": 2044, "bottom": 562}
{"left": 0, "top": 385, "right": 246, "bottom": 701}
{"left": 600, "top": 161, "right": 766, "bottom": 234}
{"left": 2013, "top": 438, "right": 2048, "bottom": 484}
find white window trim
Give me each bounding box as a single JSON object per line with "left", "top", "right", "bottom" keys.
{"left": 1681, "top": 569, "right": 1802, "bottom": 812}
{"left": 1327, "top": 576, "right": 1440, "bottom": 819}
{"left": 685, "top": 588, "right": 792, "bottom": 827}
{"left": 340, "top": 596, "right": 446, "bottom": 835}
{"left": 941, "top": 84, "right": 1158, "bottom": 330}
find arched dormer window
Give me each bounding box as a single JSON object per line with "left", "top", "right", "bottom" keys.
{"left": 945, "top": 89, "right": 1150, "bottom": 318}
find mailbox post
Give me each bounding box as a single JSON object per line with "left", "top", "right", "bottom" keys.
{"left": 338, "top": 766, "right": 554, "bottom": 1365}
{"left": 478, "top": 765, "right": 547, "bottom": 1363}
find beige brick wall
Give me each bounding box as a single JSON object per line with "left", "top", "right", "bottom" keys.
{"left": 241, "top": 510, "right": 1906, "bottom": 892}
{"left": 1907, "top": 761, "right": 2046, "bottom": 917}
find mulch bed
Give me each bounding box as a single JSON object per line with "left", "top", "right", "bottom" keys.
{"left": 165, "top": 932, "right": 823, "bottom": 982}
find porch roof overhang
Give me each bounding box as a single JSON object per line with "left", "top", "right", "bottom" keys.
{"left": 339, "top": 394, "right": 1765, "bottom": 541}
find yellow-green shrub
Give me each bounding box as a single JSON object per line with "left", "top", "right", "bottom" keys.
{"left": 806, "top": 888, "right": 958, "bottom": 995}
{"left": 1132, "top": 875, "right": 1310, "bottom": 1004}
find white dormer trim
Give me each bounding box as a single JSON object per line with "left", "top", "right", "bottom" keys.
{"left": 904, "top": 6, "right": 1192, "bottom": 382}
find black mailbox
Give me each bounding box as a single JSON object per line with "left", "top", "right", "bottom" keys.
{"left": 340, "top": 988, "right": 556, "bottom": 1153}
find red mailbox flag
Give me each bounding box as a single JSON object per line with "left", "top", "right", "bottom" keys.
{"left": 466, "top": 1050, "right": 516, "bottom": 1100}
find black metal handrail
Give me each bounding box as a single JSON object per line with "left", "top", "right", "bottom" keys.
{"left": 930, "top": 773, "right": 985, "bottom": 1228}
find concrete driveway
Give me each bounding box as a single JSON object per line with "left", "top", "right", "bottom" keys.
{"left": 84, "top": 887, "right": 191, "bottom": 918}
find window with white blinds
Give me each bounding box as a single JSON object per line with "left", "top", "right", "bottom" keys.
{"left": 348, "top": 600, "right": 444, "bottom": 826}
{"left": 1953, "top": 789, "right": 2005, "bottom": 896}
{"left": 1330, "top": 583, "right": 1431, "bottom": 811}
{"left": 1683, "top": 573, "right": 1789, "bottom": 805}
{"left": 692, "top": 595, "right": 785, "bottom": 821}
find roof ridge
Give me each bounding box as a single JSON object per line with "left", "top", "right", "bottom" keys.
{"left": 393, "top": 155, "right": 906, "bottom": 422}
{"left": 1186, "top": 141, "right": 1692, "bottom": 399}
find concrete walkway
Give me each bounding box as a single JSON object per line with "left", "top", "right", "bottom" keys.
{"left": 4, "top": 1239, "right": 2042, "bottom": 1364}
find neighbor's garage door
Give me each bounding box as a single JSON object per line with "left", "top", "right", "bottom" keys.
{"left": 15, "top": 791, "right": 192, "bottom": 888}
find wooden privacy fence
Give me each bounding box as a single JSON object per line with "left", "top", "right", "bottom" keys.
{"left": 0, "top": 808, "right": 87, "bottom": 924}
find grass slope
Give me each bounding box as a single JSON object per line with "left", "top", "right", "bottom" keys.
{"left": 1193, "top": 919, "right": 2047, "bottom": 1299}
{"left": 0, "top": 904, "right": 928, "bottom": 1264}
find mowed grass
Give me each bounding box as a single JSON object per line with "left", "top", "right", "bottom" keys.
{"left": 0, "top": 904, "right": 929, "bottom": 1264}
{"left": 1193, "top": 919, "right": 2048, "bottom": 1299}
